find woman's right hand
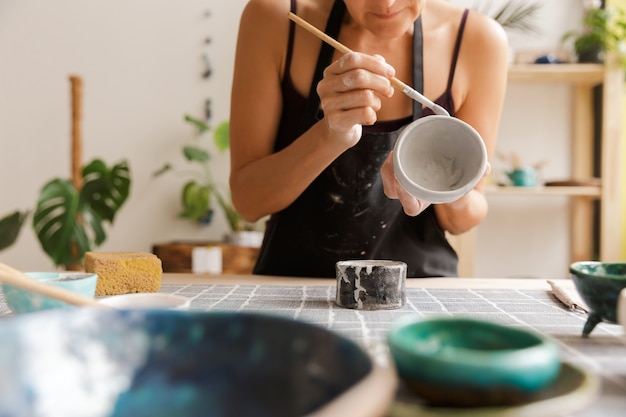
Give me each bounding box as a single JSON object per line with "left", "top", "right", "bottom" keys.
{"left": 316, "top": 52, "right": 396, "bottom": 148}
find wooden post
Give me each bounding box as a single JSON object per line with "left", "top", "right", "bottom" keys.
{"left": 68, "top": 75, "right": 84, "bottom": 270}
{"left": 69, "top": 75, "right": 83, "bottom": 191}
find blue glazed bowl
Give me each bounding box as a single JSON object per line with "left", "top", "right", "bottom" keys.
{"left": 0, "top": 309, "right": 395, "bottom": 417}
{"left": 387, "top": 316, "right": 561, "bottom": 406}
{"left": 1, "top": 272, "right": 98, "bottom": 314}
{"left": 570, "top": 261, "right": 626, "bottom": 336}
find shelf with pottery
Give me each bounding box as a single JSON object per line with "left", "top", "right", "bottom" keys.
{"left": 507, "top": 63, "right": 604, "bottom": 84}
{"left": 486, "top": 185, "right": 601, "bottom": 197}
{"left": 451, "top": 60, "right": 623, "bottom": 277}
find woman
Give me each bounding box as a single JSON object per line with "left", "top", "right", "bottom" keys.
{"left": 229, "top": 0, "right": 508, "bottom": 277}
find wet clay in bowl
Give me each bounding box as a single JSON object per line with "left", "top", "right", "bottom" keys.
{"left": 570, "top": 261, "right": 626, "bottom": 336}
{"left": 387, "top": 316, "right": 561, "bottom": 407}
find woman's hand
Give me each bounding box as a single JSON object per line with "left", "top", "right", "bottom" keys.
{"left": 382, "top": 155, "right": 492, "bottom": 219}
{"left": 381, "top": 152, "right": 431, "bottom": 216}
{"left": 316, "top": 52, "right": 395, "bottom": 148}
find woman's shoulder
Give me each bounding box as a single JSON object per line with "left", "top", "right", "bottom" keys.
{"left": 239, "top": 0, "right": 335, "bottom": 53}
{"left": 240, "top": 0, "right": 290, "bottom": 30}
{"left": 464, "top": 9, "right": 508, "bottom": 48}
{"left": 430, "top": 1, "right": 507, "bottom": 50}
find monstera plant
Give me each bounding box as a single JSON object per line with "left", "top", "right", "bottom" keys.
{"left": 0, "top": 75, "right": 131, "bottom": 269}
{"left": 0, "top": 159, "right": 130, "bottom": 269}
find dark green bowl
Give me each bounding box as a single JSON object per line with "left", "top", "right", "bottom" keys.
{"left": 570, "top": 261, "right": 626, "bottom": 336}
{"left": 387, "top": 316, "right": 561, "bottom": 407}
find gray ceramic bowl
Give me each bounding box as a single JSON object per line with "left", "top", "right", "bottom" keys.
{"left": 1, "top": 272, "right": 98, "bottom": 314}
{"left": 570, "top": 261, "right": 626, "bottom": 336}
{"left": 0, "top": 309, "right": 395, "bottom": 417}
{"left": 387, "top": 316, "right": 561, "bottom": 407}
{"left": 393, "top": 115, "right": 487, "bottom": 204}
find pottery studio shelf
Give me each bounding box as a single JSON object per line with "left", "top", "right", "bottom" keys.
{"left": 486, "top": 185, "right": 601, "bottom": 197}
{"left": 449, "top": 62, "right": 623, "bottom": 277}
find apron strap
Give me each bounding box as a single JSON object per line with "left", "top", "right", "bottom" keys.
{"left": 301, "top": 1, "right": 425, "bottom": 127}
{"left": 300, "top": 0, "right": 346, "bottom": 128}
{"left": 412, "top": 17, "right": 424, "bottom": 119}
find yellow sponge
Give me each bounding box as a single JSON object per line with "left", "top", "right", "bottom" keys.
{"left": 84, "top": 252, "right": 162, "bottom": 296}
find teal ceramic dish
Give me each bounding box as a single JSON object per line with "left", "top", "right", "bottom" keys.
{"left": 1, "top": 272, "right": 98, "bottom": 314}
{"left": 387, "top": 316, "right": 561, "bottom": 407}
{"left": 570, "top": 261, "right": 626, "bottom": 336}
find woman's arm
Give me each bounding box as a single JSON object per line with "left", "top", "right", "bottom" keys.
{"left": 229, "top": 0, "right": 394, "bottom": 223}
{"left": 434, "top": 10, "right": 509, "bottom": 235}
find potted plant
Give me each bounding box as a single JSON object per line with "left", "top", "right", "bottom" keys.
{"left": 0, "top": 159, "right": 130, "bottom": 267}
{"left": 154, "top": 115, "right": 262, "bottom": 244}
{"left": 562, "top": 5, "right": 626, "bottom": 68}
{"left": 0, "top": 76, "right": 131, "bottom": 269}
{"left": 488, "top": 1, "right": 542, "bottom": 34}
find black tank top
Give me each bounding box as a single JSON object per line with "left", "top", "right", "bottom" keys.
{"left": 253, "top": 0, "right": 469, "bottom": 278}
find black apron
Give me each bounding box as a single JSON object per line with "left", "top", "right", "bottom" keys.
{"left": 254, "top": 0, "right": 458, "bottom": 278}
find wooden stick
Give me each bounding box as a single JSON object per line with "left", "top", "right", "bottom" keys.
{"left": 287, "top": 12, "right": 449, "bottom": 116}
{"left": 0, "top": 263, "right": 109, "bottom": 309}
{"left": 69, "top": 75, "right": 83, "bottom": 191}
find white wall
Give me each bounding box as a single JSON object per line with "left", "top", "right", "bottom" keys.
{"left": 0, "top": 0, "right": 585, "bottom": 277}
{"left": 0, "top": 0, "right": 249, "bottom": 271}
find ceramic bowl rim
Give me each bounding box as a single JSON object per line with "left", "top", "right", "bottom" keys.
{"left": 388, "top": 316, "right": 553, "bottom": 361}
{"left": 98, "top": 293, "right": 191, "bottom": 310}
{"left": 22, "top": 271, "right": 99, "bottom": 282}
{"left": 386, "top": 316, "right": 561, "bottom": 390}
{"left": 569, "top": 261, "right": 626, "bottom": 281}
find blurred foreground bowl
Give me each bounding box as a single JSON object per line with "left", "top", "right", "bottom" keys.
{"left": 387, "top": 316, "right": 561, "bottom": 407}
{"left": 0, "top": 309, "right": 395, "bottom": 417}
{"left": 1, "top": 272, "right": 98, "bottom": 314}
{"left": 570, "top": 261, "right": 626, "bottom": 336}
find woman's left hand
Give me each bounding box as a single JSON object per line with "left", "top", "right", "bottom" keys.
{"left": 381, "top": 152, "right": 431, "bottom": 216}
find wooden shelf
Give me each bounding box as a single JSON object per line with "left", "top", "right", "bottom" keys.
{"left": 508, "top": 63, "right": 605, "bottom": 85}
{"left": 450, "top": 60, "right": 623, "bottom": 277}
{"left": 486, "top": 185, "right": 601, "bottom": 197}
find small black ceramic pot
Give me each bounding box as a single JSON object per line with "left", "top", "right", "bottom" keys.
{"left": 335, "top": 260, "right": 407, "bottom": 310}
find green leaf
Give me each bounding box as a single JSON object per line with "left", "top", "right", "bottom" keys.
{"left": 32, "top": 179, "right": 86, "bottom": 267}
{"left": 215, "top": 190, "right": 243, "bottom": 231}
{"left": 183, "top": 145, "right": 211, "bottom": 163}
{"left": 0, "top": 210, "right": 28, "bottom": 251}
{"left": 82, "top": 208, "right": 107, "bottom": 247}
{"left": 492, "top": 1, "right": 542, "bottom": 34}
{"left": 81, "top": 159, "right": 131, "bottom": 223}
{"left": 213, "top": 120, "right": 230, "bottom": 152}
{"left": 180, "top": 181, "right": 211, "bottom": 221}
{"left": 31, "top": 159, "right": 131, "bottom": 267}
{"left": 184, "top": 114, "right": 210, "bottom": 134}
{"left": 153, "top": 163, "right": 173, "bottom": 178}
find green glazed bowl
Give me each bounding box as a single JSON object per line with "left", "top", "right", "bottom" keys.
{"left": 387, "top": 316, "right": 561, "bottom": 407}
{"left": 1, "top": 272, "right": 98, "bottom": 314}
{"left": 570, "top": 261, "right": 626, "bottom": 336}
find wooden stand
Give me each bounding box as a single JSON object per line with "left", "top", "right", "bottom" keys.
{"left": 152, "top": 241, "right": 260, "bottom": 274}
